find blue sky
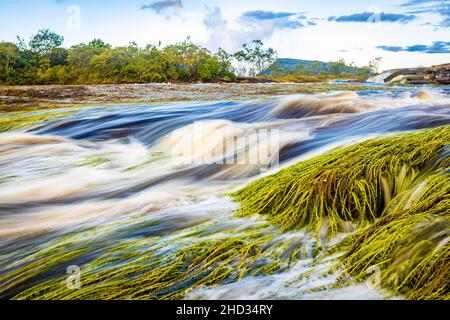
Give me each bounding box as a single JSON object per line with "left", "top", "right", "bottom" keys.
{"left": 0, "top": 0, "right": 449, "bottom": 69}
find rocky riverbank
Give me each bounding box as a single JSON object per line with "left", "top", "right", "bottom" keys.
{"left": 0, "top": 82, "right": 384, "bottom": 112}
{"left": 370, "top": 63, "right": 450, "bottom": 85}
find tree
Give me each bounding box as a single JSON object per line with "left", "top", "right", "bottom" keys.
{"left": 213, "top": 48, "right": 236, "bottom": 81}
{"left": 215, "top": 47, "right": 233, "bottom": 69}
{"left": 49, "top": 47, "right": 68, "bottom": 67}
{"left": 368, "top": 56, "right": 383, "bottom": 74}
{"left": 356, "top": 66, "right": 371, "bottom": 77}
{"left": 88, "top": 39, "right": 111, "bottom": 49}
{"left": 163, "top": 38, "right": 212, "bottom": 81}
{"left": 0, "top": 42, "right": 20, "bottom": 82}
{"left": 16, "top": 36, "right": 28, "bottom": 50}
{"left": 294, "top": 64, "right": 310, "bottom": 75}
{"left": 328, "top": 58, "right": 347, "bottom": 75}
{"left": 29, "top": 29, "right": 64, "bottom": 55}
{"left": 311, "top": 62, "right": 322, "bottom": 75}
{"left": 234, "top": 40, "right": 277, "bottom": 76}
{"left": 197, "top": 57, "right": 222, "bottom": 81}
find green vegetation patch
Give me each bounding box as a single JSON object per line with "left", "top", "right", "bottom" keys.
{"left": 6, "top": 223, "right": 314, "bottom": 300}
{"left": 232, "top": 126, "right": 449, "bottom": 236}
{"left": 232, "top": 125, "right": 449, "bottom": 299}
{"left": 0, "top": 108, "right": 76, "bottom": 132}
{"left": 333, "top": 171, "right": 449, "bottom": 300}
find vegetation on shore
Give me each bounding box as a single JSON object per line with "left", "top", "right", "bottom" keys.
{"left": 1, "top": 126, "right": 448, "bottom": 300}
{"left": 0, "top": 29, "right": 380, "bottom": 85}
{"left": 0, "top": 30, "right": 235, "bottom": 85}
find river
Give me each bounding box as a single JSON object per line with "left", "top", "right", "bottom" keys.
{"left": 0, "top": 84, "right": 449, "bottom": 299}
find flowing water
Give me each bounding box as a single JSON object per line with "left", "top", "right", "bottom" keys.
{"left": 0, "top": 85, "right": 449, "bottom": 299}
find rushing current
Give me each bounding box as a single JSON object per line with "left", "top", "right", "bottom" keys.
{"left": 1, "top": 85, "right": 449, "bottom": 299}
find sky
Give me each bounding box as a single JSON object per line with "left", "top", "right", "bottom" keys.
{"left": 0, "top": 0, "right": 449, "bottom": 70}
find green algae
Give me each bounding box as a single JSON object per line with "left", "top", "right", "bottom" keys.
{"left": 333, "top": 172, "right": 449, "bottom": 300}
{"left": 0, "top": 109, "right": 75, "bottom": 132}
{"left": 232, "top": 125, "right": 450, "bottom": 300}
{"left": 0, "top": 202, "right": 311, "bottom": 300}
{"left": 1, "top": 125, "right": 448, "bottom": 300}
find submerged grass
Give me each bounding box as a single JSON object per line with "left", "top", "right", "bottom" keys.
{"left": 13, "top": 238, "right": 264, "bottom": 300}
{"left": 333, "top": 172, "right": 449, "bottom": 300}
{"left": 1, "top": 206, "right": 313, "bottom": 300}
{"left": 8, "top": 227, "right": 313, "bottom": 300}
{"left": 0, "top": 109, "right": 75, "bottom": 132}
{"left": 233, "top": 125, "right": 450, "bottom": 299}
{"left": 232, "top": 125, "right": 450, "bottom": 237}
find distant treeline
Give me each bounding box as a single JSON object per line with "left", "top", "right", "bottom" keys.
{"left": 266, "top": 57, "right": 382, "bottom": 77}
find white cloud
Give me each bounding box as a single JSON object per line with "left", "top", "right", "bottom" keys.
{"left": 202, "top": 6, "right": 268, "bottom": 52}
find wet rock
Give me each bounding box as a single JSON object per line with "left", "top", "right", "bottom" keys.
{"left": 383, "top": 63, "right": 450, "bottom": 85}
